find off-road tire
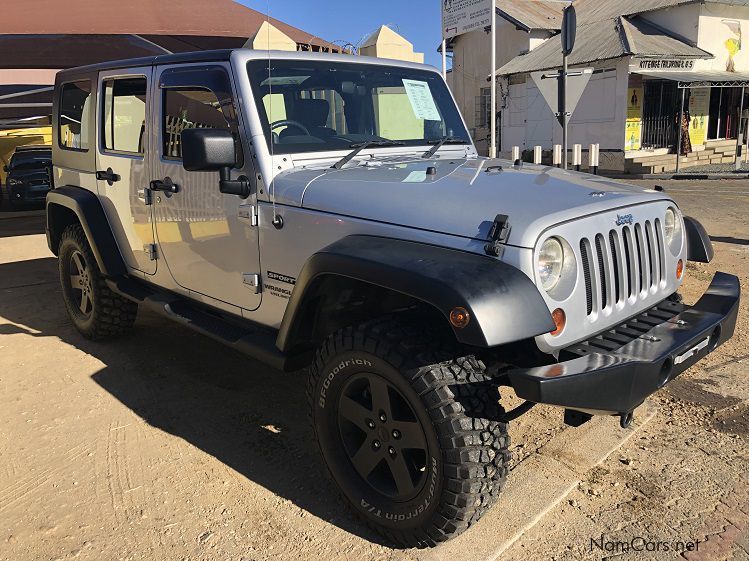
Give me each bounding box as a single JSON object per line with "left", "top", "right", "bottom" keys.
{"left": 308, "top": 317, "right": 510, "bottom": 548}
{"left": 58, "top": 224, "right": 137, "bottom": 339}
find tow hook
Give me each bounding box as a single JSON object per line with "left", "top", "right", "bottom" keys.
{"left": 620, "top": 411, "right": 634, "bottom": 429}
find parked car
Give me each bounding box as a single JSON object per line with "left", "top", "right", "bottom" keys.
{"left": 46, "top": 50, "right": 739, "bottom": 547}
{"left": 2, "top": 145, "right": 53, "bottom": 209}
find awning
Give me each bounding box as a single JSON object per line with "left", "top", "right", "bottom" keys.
{"left": 636, "top": 70, "right": 749, "bottom": 88}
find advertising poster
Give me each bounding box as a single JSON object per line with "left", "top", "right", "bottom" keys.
{"left": 625, "top": 87, "right": 643, "bottom": 151}
{"left": 688, "top": 88, "right": 710, "bottom": 147}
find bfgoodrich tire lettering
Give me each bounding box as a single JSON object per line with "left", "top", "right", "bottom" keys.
{"left": 58, "top": 224, "right": 137, "bottom": 340}
{"left": 308, "top": 318, "right": 510, "bottom": 548}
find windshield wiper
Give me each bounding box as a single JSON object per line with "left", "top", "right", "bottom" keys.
{"left": 422, "top": 136, "right": 468, "bottom": 159}
{"left": 331, "top": 140, "right": 405, "bottom": 170}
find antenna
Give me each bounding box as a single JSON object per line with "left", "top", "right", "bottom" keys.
{"left": 266, "top": 1, "right": 282, "bottom": 228}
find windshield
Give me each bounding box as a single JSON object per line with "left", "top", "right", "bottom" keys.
{"left": 247, "top": 59, "right": 470, "bottom": 155}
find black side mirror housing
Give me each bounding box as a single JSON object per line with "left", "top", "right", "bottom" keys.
{"left": 181, "top": 128, "right": 251, "bottom": 198}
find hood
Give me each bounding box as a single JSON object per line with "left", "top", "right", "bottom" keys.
{"left": 272, "top": 158, "right": 671, "bottom": 248}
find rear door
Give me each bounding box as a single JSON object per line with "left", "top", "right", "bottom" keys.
{"left": 95, "top": 67, "right": 157, "bottom": 275}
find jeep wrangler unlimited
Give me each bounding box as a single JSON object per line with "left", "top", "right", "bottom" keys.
{"left": 47, "top": 49, "right": 739, "bottom": 547}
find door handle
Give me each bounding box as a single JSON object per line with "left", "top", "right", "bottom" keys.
{"left": 96, "top": 167, "right": 120, "bottom": 185}
{"left": 150, "top": 177, "right": 180, "bottom": 193}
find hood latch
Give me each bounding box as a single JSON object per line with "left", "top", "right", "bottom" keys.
{"left": 485, "top": 214, "right": 510, "bottom": 257}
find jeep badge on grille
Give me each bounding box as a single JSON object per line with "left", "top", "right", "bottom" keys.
{"left": 616, "top": 213, "right": 634, "bottom": 226}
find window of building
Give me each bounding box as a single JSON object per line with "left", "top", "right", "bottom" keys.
{"left": 59, "top": 81, "right": 92, "bottom": 151}
{"left": 162, "top": 87, "right": 231, "bottom": 160}
{"left": 102, "top": 77, "right": 147, "bottom": 155}
{"left": 475, "top": 87, "right": 491, "bottom": 129}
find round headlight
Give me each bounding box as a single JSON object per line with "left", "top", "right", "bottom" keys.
{"left": 538, "top": 237, "right": 564, "bottom": 291}
{"left": 664, "top": 207, "right": 683, "bottom": 253}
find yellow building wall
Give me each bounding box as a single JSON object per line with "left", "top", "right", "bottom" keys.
{"left": 360, "top": 26, "right": 424, "bottom": 63}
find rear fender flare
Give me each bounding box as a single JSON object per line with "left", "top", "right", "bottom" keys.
{"left": 46, "top": 185, "right": 126, "bottom": 277}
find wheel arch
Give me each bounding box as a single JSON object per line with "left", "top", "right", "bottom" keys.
{"left": 276, "top": 235, "right": 555, "bottom": 354}
{"left": 46, "top": 185, "right": 126, "bottom": 277}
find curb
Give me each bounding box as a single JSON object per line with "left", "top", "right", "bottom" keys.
{"left": 601, "top": 173, "right": 749, "bottom": 180}
{"left": 416, "top": 402, "right": 657, "bottom": 561}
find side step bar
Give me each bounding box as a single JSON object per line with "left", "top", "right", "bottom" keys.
{"left": 105, "top": 276, "right": 310, "bottom": 372}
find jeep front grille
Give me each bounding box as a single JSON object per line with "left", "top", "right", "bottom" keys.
{"left": 580, "top": 219, "right": 665, "bottom": 316}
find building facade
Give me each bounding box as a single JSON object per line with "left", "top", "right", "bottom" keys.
{"left": 450, "top": 0, "right": 749, "bottom": 173}
{"left": 446, "top": 1, "right": 563, "bottom": 155}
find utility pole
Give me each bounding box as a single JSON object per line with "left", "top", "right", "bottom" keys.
{"left": 490, "top": 9, "right": 497, "bottom": 158}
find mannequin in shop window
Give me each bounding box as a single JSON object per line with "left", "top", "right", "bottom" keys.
{"left": 676, "top": 104, "right": 692, "bottom": 156}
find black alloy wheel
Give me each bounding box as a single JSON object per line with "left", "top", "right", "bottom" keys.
{"left": 337, "top": 372, "right": 430, "bottom": 501}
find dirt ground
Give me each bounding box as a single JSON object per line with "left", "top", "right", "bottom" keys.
{"left": 0, "top": 180, "right": 747, "bottom": 561}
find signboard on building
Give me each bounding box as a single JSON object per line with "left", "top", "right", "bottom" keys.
{"left": 442, "top": 0, "right": 493, "bottom": 40}
{"left": 688, "top": 88, "right": 710, "bottom": 147}
{"left": 625, "top": 87, "right": 643, "bottom": 151}
{"left": 629, "top": 58, "right": 696, "bottom": 72}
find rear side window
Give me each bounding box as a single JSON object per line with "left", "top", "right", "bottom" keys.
{"left": 102, "top": 77, "right": 147, "bottom": 155}
{"left": 59, "top": 81, "right": 92, "bottom": 151}
{"left": 162, "top": 88, "right": 231, "bottom": 159}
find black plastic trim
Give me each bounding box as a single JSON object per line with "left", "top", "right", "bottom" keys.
{"left": 508, "top": 272, "right": 740, "bottom": 415}
{"left": 46, "top": 185, "right": 126, "bottom": 277}
{"left": 105, "top": 276, "right": 305, "bottom": 372}
{"left": 276, "top": 235, "right": 555, "bottom": 352}
{"left": 684, "top": 215, "right": 714, "bottom": 263}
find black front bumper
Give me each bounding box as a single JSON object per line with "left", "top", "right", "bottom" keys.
{"left": 509, "top": 272, "right": 740, "bottom": 415}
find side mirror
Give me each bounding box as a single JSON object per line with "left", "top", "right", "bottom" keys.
{"left": 3, "top": 165, "right": 8, "bottom": 173}
{"left": 181, "top": 128, "right": 251, "bottom": 198}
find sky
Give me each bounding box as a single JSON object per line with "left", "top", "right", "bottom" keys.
{"left": 237, "top": 0, "right": 444, "bottom": 68}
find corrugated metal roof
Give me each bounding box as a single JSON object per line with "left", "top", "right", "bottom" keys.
{"left": 497, "top": 15, "right": 713, "bottom": 75}
{"left": 573, "top": 0, "right": 744, "bottom": 23}
{"left": 497, "top": 1, "right": 569, "bottom": 31}
{"left": 573, "top": 0, "right": 698, "bottom": 23}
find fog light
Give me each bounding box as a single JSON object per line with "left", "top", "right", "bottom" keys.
{"left": 449, "top": 307, "right": 470, "bottom": 329}
{"left": 676, "top": 259, "right": 684, "bottom": 280}
{"left": 550, "top": 308, "right": 566, "bottom": 336}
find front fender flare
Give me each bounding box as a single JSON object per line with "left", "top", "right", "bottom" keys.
{"left": 684, "top": 216, "right": 714, "bottom": 263}
{"left": 276, "top": 235, "right": 555, "bottom": 352}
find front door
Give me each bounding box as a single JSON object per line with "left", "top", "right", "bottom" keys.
{"left": 150, "top": 63, "right": 261, "bottom": 312}
{"left": 96, "top": 67, "right": 156, "bottom": 275}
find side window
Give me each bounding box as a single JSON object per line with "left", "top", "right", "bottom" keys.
{"left": 162, "top": 88, "right": 231, "bottom": 160}
{"left": 59, "top": 81, "right": 92, "bottom": 151}
{"left": 102, "top": 77, "right": 147, "bottom": 155}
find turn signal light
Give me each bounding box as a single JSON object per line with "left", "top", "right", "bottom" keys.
{"left": 676, "top": 259, "right": 684, "bottom": 280}
{"left": 449, "top": 307, "right": 470, "bottom": 329}
{"left": 550, "top": 308, "right": 566, "bottom": 336}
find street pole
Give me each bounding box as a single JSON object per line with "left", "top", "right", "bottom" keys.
{"left": 490, "top": 9, "right": 497, "bottom": 158}
{"left": 441, "top": 39, "right": 447, "bottom": 81}
{"left": 562, "top": 53, "right": 568, "bottom": 169}
{"left": 735, "top": 85, "right": 744, "bottom": 170}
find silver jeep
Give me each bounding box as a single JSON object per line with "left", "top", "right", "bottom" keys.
{"left": 47, "top": 49, "right": 740, "bottom": 547}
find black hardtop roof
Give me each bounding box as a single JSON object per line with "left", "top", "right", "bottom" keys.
{"left": 56, "top": 49, "right": 234, "bottom": 82}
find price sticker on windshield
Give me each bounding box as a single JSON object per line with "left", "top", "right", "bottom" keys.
{"left": 402, "top": 79, "right": 441, "bottom": 121}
